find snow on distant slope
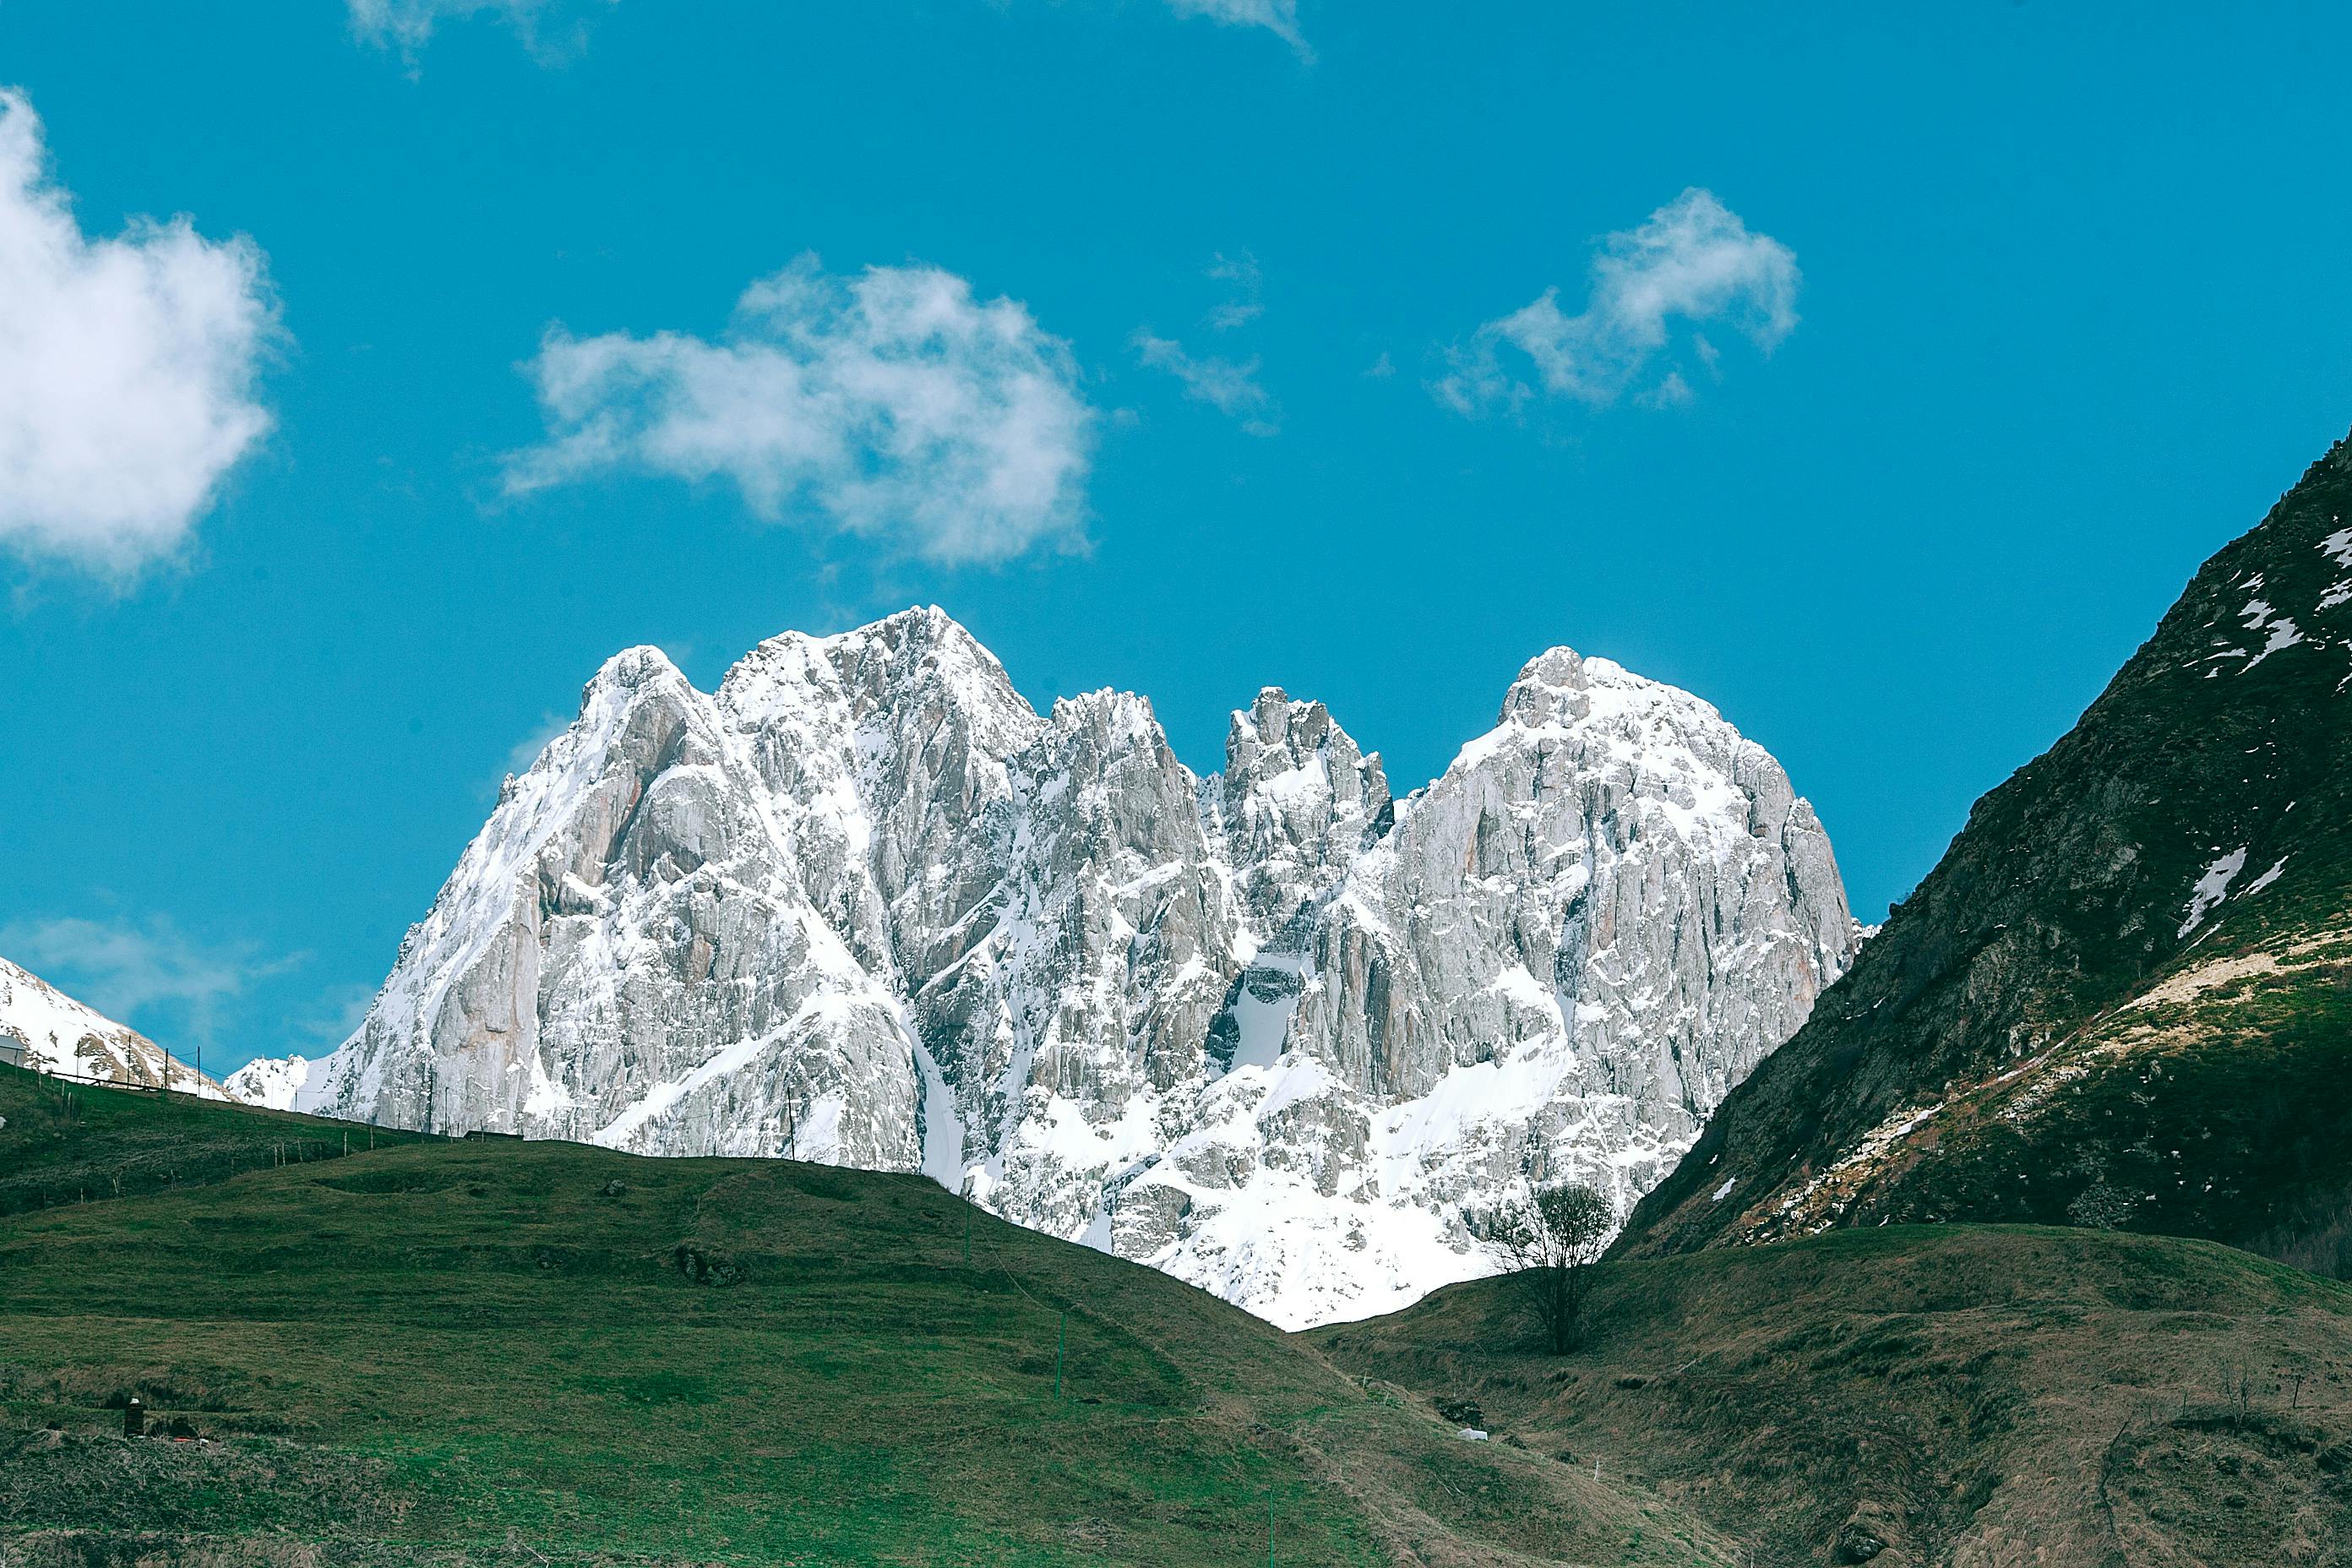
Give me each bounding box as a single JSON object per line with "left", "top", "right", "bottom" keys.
{"left": 223, "top": 1053, "right": 313, "bottom": 1109}
{"left": 0, "top": 954, "right": 225, "bottom": 1096}
{"left": 246, "top": 607, "right": 1859, "bottom": 1326}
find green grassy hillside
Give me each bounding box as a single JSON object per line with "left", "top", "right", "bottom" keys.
{"left": 0, "top": 1065, "right": 1724, "bottom": 1567}
{"left": 0, "top": 1064, "right": 434, "bottom": 1216}
{"left": 1315, "top": 1226, "right": 2352, "bottom": 1566}
{"left": 17, "top": 1075, "right": 2352, "bottom": 1565}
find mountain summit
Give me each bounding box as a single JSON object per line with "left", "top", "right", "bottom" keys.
{"left": 233, "top": 607, "right": 1856, "bottom": 1324}
{"left": 1616, "top": 430, "right": 2352, "bottom": 1270}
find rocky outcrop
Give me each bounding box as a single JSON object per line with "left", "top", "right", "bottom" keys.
{"left": 1211, "top": 689, "right": 1391, "bottom": 939}
{"left": 248, "top": 607, "right": 1857, "bottom": 1325}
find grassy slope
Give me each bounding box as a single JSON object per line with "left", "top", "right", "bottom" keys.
{"left": 1315, "top": 1227, "right": 2352, "bottom": 1567}
{"left": 0, "top": 1065, "right": 434, "bottom": 1216}
{"left": 0, "top": 1067, "right": 1725, "bottom": 1568}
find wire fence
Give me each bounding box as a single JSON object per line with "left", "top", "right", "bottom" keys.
{"left": 26, "top": 1066, "right": 228, "bottom": 1097}
{"left": 26, "top": 1067, "right": 166, "bottom": 1093}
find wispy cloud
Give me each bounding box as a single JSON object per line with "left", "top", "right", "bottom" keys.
{"left": 1130, "top": 252, "right": 1282, "bottom": 435}
{"left": 505, "top": 257, "right": 1097, "bottom": 565}
{"left": 497, "top": 710, "right": 570, "bottom": 787}
{"left": 0, "top": 914, "right": 303, "bottom": 1052}
{"left": 347, "top": 0, "right": 616, "bottom": 60}
{"left": 0, "top": 90, "right": 277, "bottom": 579}
{"left": 1435, "top": 188, "right": 1798, "bottom": 416}
{"left": 1166, "top": 0, "right": 1311, "bottom": 58}
{"left": 297, "top": 983, "right": 377, "bottom": 1053}
{"left": 354, "top": 1, "right": 1306, "bottom": 60}
{"left": 1133, "top": 333, "right": 1279, "bottom": 437}
{"left": 1204, "top": 251, "right": 1264, "bottom": 332}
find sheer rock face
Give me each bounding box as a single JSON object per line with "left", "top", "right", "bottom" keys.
{"left": 1211, "top": 689, "right": 1392, "bottom": 940}
{"left": 250, "top": 607, "right": 1856, "bottom": 1326}
{"left": 277, "top": 645, "right": 917, "bottom": 1168}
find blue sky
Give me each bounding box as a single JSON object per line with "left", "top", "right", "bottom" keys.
{"left": 5, "top": 2, "right": 2352, "bottom": 1075}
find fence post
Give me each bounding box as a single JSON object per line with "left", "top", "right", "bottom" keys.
{"left": 1055, "top": 1309, "right": 1066, "bottom": 1400}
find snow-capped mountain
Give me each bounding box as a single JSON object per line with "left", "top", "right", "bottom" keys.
{"left": 0, "top": 954, "right": 222, "bottom": 1095}
{"left": 237, "top": 608, "right": 1858, "bottom": 1326}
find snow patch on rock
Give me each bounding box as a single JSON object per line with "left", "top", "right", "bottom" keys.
{"left": 2179, "top": 847, "right": 2249, "bottom": 938}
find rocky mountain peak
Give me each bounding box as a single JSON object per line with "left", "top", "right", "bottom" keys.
{"left": 821, "top": 604, "right": 1026, "bottom": 721}
{"left": 1215, "top": 687, "right": 1391, "bottom": 941}
{"left": 1046, "top": 686, "right": 1166, "bottom": 753}
{"left": 245, "top": 611, "right": 1857, "bottom": 1326}
{"left": 1492, "top": 645, "right": 1736, "bottom": 750}
{"left": 585, "top": 643, "right": 689, "bottom": 695}
{"left": 1222, "top": 687, "right": 1389, "bottom": 809}
{"left": 719, "top": 603, "right": 1035, "bottom": 741}
{"left": 1495, "top": 645, "right": 1600, "bottom": 727}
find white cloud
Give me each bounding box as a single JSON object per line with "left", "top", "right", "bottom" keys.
{"left": 1436, "top": 188, "right": 1798, "bottom": 415}
{"left": 1132, "top": 331, "right": 1279, "bottom": 437}
{"left": 1167, "top": 0, "right": 1310, "bottom": 57}
{"left": 1130, "top": 252, "right": 1281, "bottom": 435}
{"left": 0, "top": 914, "right": 301, "bottom": 1049}
{"left": 0, "top": 90, "right": 276, "bottom": 576}
{"left": 481, "top": 709, "right": 570, "bottom": 801}
{"left": 506, "top": 258, "right": 1097, "bottom": 564}
{"left": 347, "top": 0, "right": 614, "bottom": 57}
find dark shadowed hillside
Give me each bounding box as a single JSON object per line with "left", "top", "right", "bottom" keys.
{"left": 1615, "top": 430, "right": 2352, "bottom": 1268}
